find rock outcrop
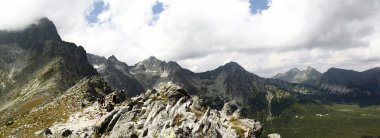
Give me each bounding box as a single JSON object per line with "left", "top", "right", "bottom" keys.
{"left": 44, "top": 82, "right": 262, "bottom": 138}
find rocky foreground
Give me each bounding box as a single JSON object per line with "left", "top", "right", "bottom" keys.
{"left": 37, "top": 82, "right": 262, "bottom": 138}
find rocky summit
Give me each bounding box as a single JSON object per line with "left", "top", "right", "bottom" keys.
{"left": 41, "top": 82, "right": 262, "bottom": 138}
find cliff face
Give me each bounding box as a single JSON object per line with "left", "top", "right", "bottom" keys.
{"left": 44, "top": 83, "right": 262, "bottom": 138}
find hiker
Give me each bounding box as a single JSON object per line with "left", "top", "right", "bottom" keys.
{"left": 112, "top": 92, "right": 118, "bottom": 104}
{"left": 97, "top": 95, "right": 102, "bottom": 109}
{"left": 101, "top": 95, "right": 106, "bottom": 107}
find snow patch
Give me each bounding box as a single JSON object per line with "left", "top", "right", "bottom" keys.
{"left": 160, "top": 71, "right": 168, "bottom": 77}
{"left": 93, "top": 64, "right": 105, "bottom": 69}
{"left": 146, "top": 70, "right": 158, "bottom": 73}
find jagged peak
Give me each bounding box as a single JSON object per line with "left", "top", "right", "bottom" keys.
{"left": 108, "top": 55, "right": 118, "bottom": 61}
{"left": 148, "top": 56, "right": 159, "bottom": 60}
{"left": 289, "top": 67, "right": 301, "bottom": 72}
{"left": 217, "top": 61, "right": 247, "bottom": 72}
{"left": 135, "top": 56, "right": 163, "bottom": 66}
{"left": 0, "top": 17, "right": 62, "bottom": 45}
{"left": 142, "top": 56, "right": 162, "bottom": 63}
{"left": 26, "top": 17, "right": 62, "bottom": 41}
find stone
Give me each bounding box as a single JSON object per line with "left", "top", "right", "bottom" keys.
{"left": 43, "top": 128, "right": 53, "bottom": 135}
{"left": 268, "top": 133, "right": 281, "bottom": 138}
{"left": 61, "top": 129, "right": 72, "bottom": 137}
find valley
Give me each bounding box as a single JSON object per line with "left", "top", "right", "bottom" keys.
{"left": 264, "top": 103, "right": 380, "bottom": 138}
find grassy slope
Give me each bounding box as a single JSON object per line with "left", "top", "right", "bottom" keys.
{"left": 263, "top": 102, "right": 380, "bottom": 138}
{"left": 0, "top": 76, "right": 111, "bottom": 137}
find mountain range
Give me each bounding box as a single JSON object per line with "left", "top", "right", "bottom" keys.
{"left": 1, "top": 17, "right": 380, "bottom": 137}
{"left": 273, "top": 66, "right": 380, "bottom": 103}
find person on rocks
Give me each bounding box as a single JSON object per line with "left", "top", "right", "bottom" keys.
{"left": 112, "top": 91, "right": 118, "bottom": 104}
{"left": 97, "top": 95, "right": 102, "bottom": 109}
{"left": 101, "top": 95, "right": 106, "bottom": 107}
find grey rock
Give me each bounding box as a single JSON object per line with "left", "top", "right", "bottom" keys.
{"left": 43, "top": 128, "right": 53, "bottom": 135}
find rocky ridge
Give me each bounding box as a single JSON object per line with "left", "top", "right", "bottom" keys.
{"left": 42, "top": 82, "right": 262, "bottom": 138}
{"left": 0, "top": 76, "right": 112, "bottom": 137}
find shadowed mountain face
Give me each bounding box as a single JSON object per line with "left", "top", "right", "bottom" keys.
{"left": 0, "top": 18, "right": 97, "bottom": 126}
{"left": 130, "top": 56, "right": 183, "bottom": 88}
{"left": 87, "top": 54, "right": 145, "bottom": 96}
{"left": 316, "top": 67, "right": 380, "bottom": 101}
{"left": 273, "top": 67, "right": 322, "bottom": 85}
{"left": 272, "top": 66, "right": 380, "bottom": 103}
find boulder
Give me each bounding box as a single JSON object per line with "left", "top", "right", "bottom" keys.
{"left": 61, "top": 129, "right": 72, "bottom": 137}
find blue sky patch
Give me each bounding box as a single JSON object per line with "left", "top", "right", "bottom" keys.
{"left": 152, "top": 2, "right": 164, "bottom": 15}
{"left": 249, "top": 0, "right": 270, "bottom": 14}
{"left": 149, "top": 1, "right": 164, "bottom": 26}
{"left": 86, "top": 1, "right": 109, "bottom": 23}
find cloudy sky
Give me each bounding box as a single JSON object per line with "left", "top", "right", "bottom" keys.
{"left": 1, "top": 0, "right": 380, "bottom": 77}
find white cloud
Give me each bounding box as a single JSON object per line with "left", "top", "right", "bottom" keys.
{"left": 1, "top": 0, "right": 380, "bottom": 77}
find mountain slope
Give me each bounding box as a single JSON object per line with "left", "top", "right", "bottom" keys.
{"left": 0, "top": 18, "right": 98, "bottom": 129}
{"left": 316, "top": 67, "right": 380, "bottom": 102}
{"left": 0, "top": 76, "right": 112, "bottom": 137}
{"left": 273, "top": 67, "right": 322, "bottom": 85}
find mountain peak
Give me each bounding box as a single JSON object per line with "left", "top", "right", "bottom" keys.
{"left": 136, "top": 56, "right": 162, "bottom": 66}
{"left": 0, "top": 17, "right": 62, "bottom": 46}
{"left": 290, "top": 67, "right": 301, "bottom": 72}
{"left": 219, "top": 61, "right": 246, "bottom": 72}
{"left": 145, "top": 56, "right": 161, "bottom": 62}
{"left": 28, "top": 17, "right": 62, "bottom": 42}
{"left": 273, "top": 66, "right": 321, "bottom": 84}
{"left": 108, "top": 55, "right": 118, "bottom": 61}
{"left": 224, "top": 61, "right": 241, "bottom": 67}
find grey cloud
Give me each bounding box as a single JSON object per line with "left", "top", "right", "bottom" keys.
{"left": 304, "top": 0, "right": 379, "bottom": 50}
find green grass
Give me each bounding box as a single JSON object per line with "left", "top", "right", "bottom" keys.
{"left": 262, "top": 103, "right": 380, "bottom": 138}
